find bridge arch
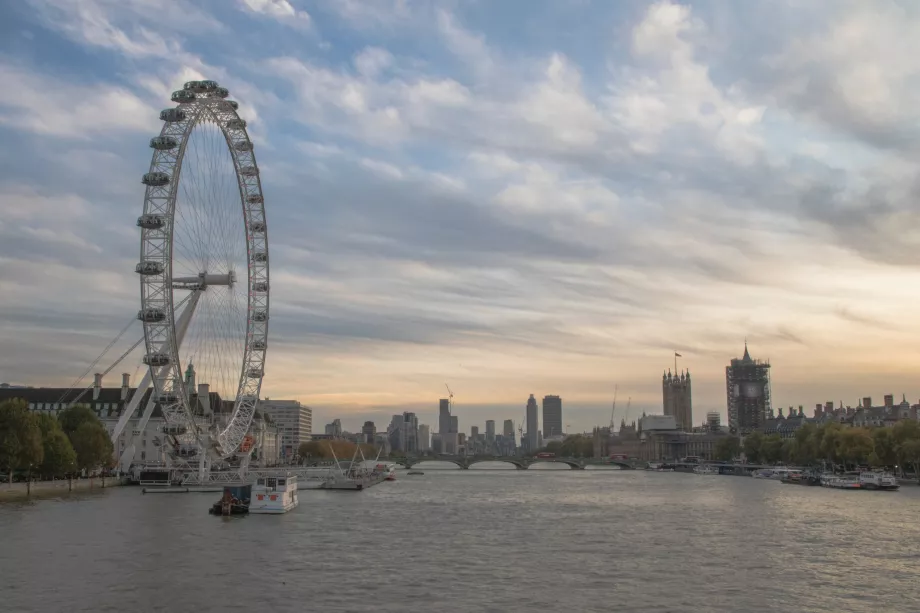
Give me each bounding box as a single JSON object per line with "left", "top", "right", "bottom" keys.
{"left": 527, "top": 458, "right": 584, "bottom": 469}
{"left": 466, "top": 457, "right": 527, "bottom": 470}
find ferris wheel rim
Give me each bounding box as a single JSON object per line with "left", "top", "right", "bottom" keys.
{"left": 137, "top": 80, "right": 269, "bottom": 460}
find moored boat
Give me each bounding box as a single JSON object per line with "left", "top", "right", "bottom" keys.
{"left": 208, "top": 484, "right": 252, "bottom": 516}
{"left": 857, "top": 471, "right": 899, "bottom": 491}
{"left": 692, "top": 464, "right": 720, "bottom": 475}
{"left": 249, "top": 475, "right": 299, "bottom": 514}
{"left": 822, "top": 474, "right": 861, "bottom": 489}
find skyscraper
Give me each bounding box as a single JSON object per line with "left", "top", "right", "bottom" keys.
{"left": 438, "top": 399, "right": 451, "bottom": 436}
{"left": 726, "top": 342, "right": 771, "bottom": 434}
{"left": 526, "top": 394, "right": 539, "bottom": 452}
{"left": 361, "top": 420, "right": 376, "bottom": 444}
{"left": 503, "top": 419, "right": 515, "bottom": 449}
{"left": 662, "top": 370, "right": 692, "bottom": 431}
{"left": 542, "top": 395, "right": 562, "bottom": 438}
{"left": 485, "top": 420, "right": 495, "bottom": 442}
{"left": 418, "top": 424, "right": 430, "bottom": 451}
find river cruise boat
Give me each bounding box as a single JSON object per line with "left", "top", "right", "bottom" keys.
{"left": 821, "top": 474, "right": 861, "bottom": 489}
{"left": 249, "top": 475, "right": 299, "bottom": 514}
{"left": 693, "top": 464, "right": 720, "bottom": 475}
{"left": 752, "top": 467, "right": 795, "bottom": 480}
{"left": 857, "top": 471, "right": 899, "bottom": 491}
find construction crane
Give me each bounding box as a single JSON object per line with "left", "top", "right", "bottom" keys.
{"left": 623, "top": 397, "right": 633, "bottom": 425}
{"left": 445, "top": 383, "right": 453, "bottom": 411}
{"left": 609, "top": 385, "right": 619, "bottom": 430}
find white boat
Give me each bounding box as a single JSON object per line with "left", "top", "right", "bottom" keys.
{"left": 249, "top": 475, "right": 299, "bottom": 514}
{"left": 822, "top": 475, "right": 861, "bottom": 489}
{"left": 693, "top": 464, "right": 720, "bottom": 475}
{"left": 752, "top": 467, "right": 794, "bottom": 480}
{"left": 857, "top": 471, "right": 899, "bottom": 491}
{"left": 320, "top": 445, "right": 389, "bottom": 491}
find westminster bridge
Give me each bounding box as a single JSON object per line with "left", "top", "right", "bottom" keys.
{"left": 387, "top": 455, "right": 645, "bottom": 470}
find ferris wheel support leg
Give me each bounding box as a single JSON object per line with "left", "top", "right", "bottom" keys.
{"left": 110, "top": 365, "right": 151, "bottom": 445}
{"left": 122, "top": 291, "right": 202, "bottom": 471}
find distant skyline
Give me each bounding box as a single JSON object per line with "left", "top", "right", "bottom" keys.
{"left": 3, "top": 1, "right": 920, "bottom": 433}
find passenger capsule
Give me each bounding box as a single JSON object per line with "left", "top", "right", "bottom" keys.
{"left": 251, "top": 252, "right": 267, "bottom": 263}
{"left": 136, "top": 261, "right": 165, "bottom": 275}
{"left": 212, "top": 86, "right": 229, "bottom": 99}
{"left": 247, "top": 367, "right": 264, "bottom": 378}
{"left": 252, "top": 281, "right": 269, "bottom": 292}
{"left": 142, "top": 172, "right": 170, "bottom": 187}
{"left": 171, "top": 89, "right": 196, "bottom": 103}
{"left": 163, "top": 424, "right": 188, "bottom": 436}
{"left": 234, "top": 141, "right": 254, "bottom": 152}
{"left": 157, "top": 393, "right": 178, "bottom": 404}
{"left": 239, "top": 165, "right": 258, "bottom": 177}
{"left": 221, "top": 100, "right": 239, "bottom": 111}
{"left": 249, "top": 221, "right": 266, "bottom": 232}
{"left": 250, "top": 339, "right": 267, "bottom": 351}
{"left": 252, "top": 310, "right": 268, "bottom": 322}
{"left": 149, "top": 136, "right": 178, "bottom": 150}
{"left": 246, "top": 194, "right": 263, "bottom": 204}
{"left": 137, "top": 308, "right": 166, "bottom": 323}
{"left": 184, "top": 80, "right": 217, "bottom": 93}
{"left": 159, "top": 108, "right": 186, "bottom": 122}
{"left": 143, "top": 352, "right": 171, "bottom": 367}
{"left": 137, "top": 214, "right": 165, "bottom": 230}
{"left": 227, "top": 118, "right": 247, "bottom": 130}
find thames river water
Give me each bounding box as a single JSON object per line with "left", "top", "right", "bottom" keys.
{"left": 2, "top": 464, "right": 920, "bottom": 613}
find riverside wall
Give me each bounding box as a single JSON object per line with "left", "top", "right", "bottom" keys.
{"left": 0, "top": 477, "right": 128, "bottom": 502}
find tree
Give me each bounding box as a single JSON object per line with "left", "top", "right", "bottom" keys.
{"left": 870, "top": 427, "right": 897, "bottom": 467}
{"left": 836, "top": 428, "right": 874, "bottom": 469}
{"left": 743, "top": 432, "right": 764, "bottom": 463}
{"left": 760, "top": 434, "right": 784, "bottom": 464}
{"left": 70, "top": 421, "right": 113, "bottom": 473}
{"left": 780, "top": 439, "right": 796, "bottom": 465}
{"left": 36, "top": 413, "right": 76, "bottom": 478}
{"left": 0, "top": 399, "right": 43, "bottom": 482}
{"left": 792, "top": 423, "right": 819, "bottom": 465}
{"left": 714, "top": 436, "right": 741, "bottom": 461}
{"left": 57, "top": 404, "right": 99, "bottom": 437}
{"left": 819, "top": 422, "right": 843, "bottom": 466}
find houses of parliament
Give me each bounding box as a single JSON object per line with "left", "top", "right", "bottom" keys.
{"left": 662, "top": 369, "right": 693, "bottom": 431}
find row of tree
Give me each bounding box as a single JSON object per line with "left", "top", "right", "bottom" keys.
{"left": 297, "top": 439, "right": 378, "bottom": 462}
{"left": 713, "top": 420, "right": 920, "bottom": 471}
{"left": 0, "top": 399, "right": 114, "bottom": 482}
{"left": 542, "top": 434, "right": 594, "bottom": 458}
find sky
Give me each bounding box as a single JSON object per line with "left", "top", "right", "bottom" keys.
{"left": 2, "top": 0, "right": 920, "bottom": 435}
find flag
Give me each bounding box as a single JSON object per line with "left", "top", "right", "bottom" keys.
{"left": 675, "top": 352, "right": 682, "bottom": 357}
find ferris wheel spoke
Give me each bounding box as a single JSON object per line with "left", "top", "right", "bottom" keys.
{"left": 137, "top": 79, "right": 269, "bottom": 462}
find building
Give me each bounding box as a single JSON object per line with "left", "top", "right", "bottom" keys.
{"left": 485, "top": 420, "right": 495, "bottom": 442}
{"left": 471, "top": 425, "right": 479, "bottom": 439}
{"left": 725, "top": 342, "right": 771, "bottom": 434}
{"left": 438, "top": 398, "right": 458, "bottom": 454}
{"left": 361, "top": 420, "right": 376, "bottom": 444}
{"left": 418, "top": 424, "right": 430, "bottom": 451}
{"left": 526, "top": 394, "right": 539, "bottom": 452}
{"left": 260, "top": 399, "right": 313, "bottom": 460}
{"left": 542, "top": 395, "right": 563, "bottom": 438}
{"left": 325, "top": 418, "right": 343, "bottom": 437}
{"left": 662, "top": 370, "right": 692, "bottom": 431}
{"left": 706, "top": 411, "right": 721, "bottom": 431}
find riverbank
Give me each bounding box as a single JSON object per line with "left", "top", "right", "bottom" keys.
{"left": 0, "top": 477, "right": 128, "bottom": 502}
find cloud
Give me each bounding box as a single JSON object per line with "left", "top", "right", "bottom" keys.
{"left": 238, "top": 0, "right": 311, "bottom": 26}
{"left": 4, "top": 0, "right": 920, "bottom": 433}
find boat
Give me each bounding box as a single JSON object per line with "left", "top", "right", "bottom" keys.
{"left": 692, "top": 464, "right": 720, "bottom": 475}
{"left": 752, "top": 467, "right": 795, "bottom": 480}
{"left": 407, "top": 470, "right": 424, "bottom": 476}
{"left": 376, "top": 463, "right": 396, "bottom": 481}
{"left": 857, "top": 471, "right": 900, "bottom": 491}
{"left": 320, "top": 445, "right": 389, "bottom": 491}
{"left": 822, "top": 474, "right": 861, "bottom": 489}
{"left": 249, "top": 475, "right": 299, "bottom": 514}
{"left": 645, "top": 462, "right": 675, "bottom": 472}
{"left": 780, "top": 470, "right": 821, "bottom": 486}
{"left": 208, "top": 483, "right": 251, "bottom": 516}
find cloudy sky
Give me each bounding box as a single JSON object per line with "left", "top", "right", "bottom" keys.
{"left": 2, "top": 0, "right": 920, "bottom": 435}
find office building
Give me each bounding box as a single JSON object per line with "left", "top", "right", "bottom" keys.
{"left": 706, "top": 411, "right": 721, "bottom": 431}
{"left": 526, "top": 394, "right": 539, "bottom": 452}
{"left": 361, "top": 421, "right": 376, "bottom": 444}
{"left": 503, "top": 419, "right": 515, "bottom": 448}
{"left": 726, "top": 342, "right": 771, "bottom": 434}
{"left": 418, "top": 424, "right": 430, "bottom": 451}
{"left": 662, "top": 370, "right": 693, "bottom": 431}
{"left": 542, "top": 395, "right": 562, "bottom": 438}
{"left": 260, "top": 399, "right": 313, "bottom": 460}
{"left": 325, "top": 418, "right": 342, "bottom": 437}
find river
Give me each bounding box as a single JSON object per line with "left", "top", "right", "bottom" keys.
{"left": 2, "top": 464, "right": 919, "bottom": 612}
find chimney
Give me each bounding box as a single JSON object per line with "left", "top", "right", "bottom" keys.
{"left": 93, "top": 373, "right": 103, "bottom": 400}
{"left": 198, "top": 383, "right": 210, "bottom": 414}
{"left": 121, "top": 373, "right": 130, "bottom": 401}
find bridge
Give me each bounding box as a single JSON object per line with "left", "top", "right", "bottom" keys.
{"left": 388, "top": 455, "right": 645, "bottom": 470}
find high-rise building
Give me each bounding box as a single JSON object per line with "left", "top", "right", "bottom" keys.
{"left": 361, "top": 420, "right": 376, "bottom": 444}
{"left": 471, "top": 425, "right": 479, "bottom": 439}
{"left": 526, "top": 394, "right": 539, "bottom": 452}
{"left": 438, "top": 398, "right": 451, "bottom": 436}
{"left": 418, "top": 424, "right": 430, "bottom": 451}
{"left": 485, "top": 420, "right": 495, "bottom": 443}
{"left": 662, "top": 370, "right": 692, "bottom": 431}
{"left": 325, "top": 418, "right": 342, "bottom": 437}
{"left": 542, "top": 395, "right": 562, "bottom": 438}
{"left": 726, "top": 342, "right": 771, "bottom": 434}
{"left": 706, "top": 411, "right": 720, "bottom": 431}
{"left": 503, "top": 419, "right": 514, "bottom": 437}
{"left": 438, "top": 397, "right": 457, "bottom": 454}
{"left": 260, "top": 399, "right": 313, "bottom": 460}
{"left": 403, "top": 411, "right": 419, "bottom": 453}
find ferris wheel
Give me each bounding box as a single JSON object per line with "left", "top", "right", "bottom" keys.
{"left": 136, "top": 79, "right": 268, "bottom": 461}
